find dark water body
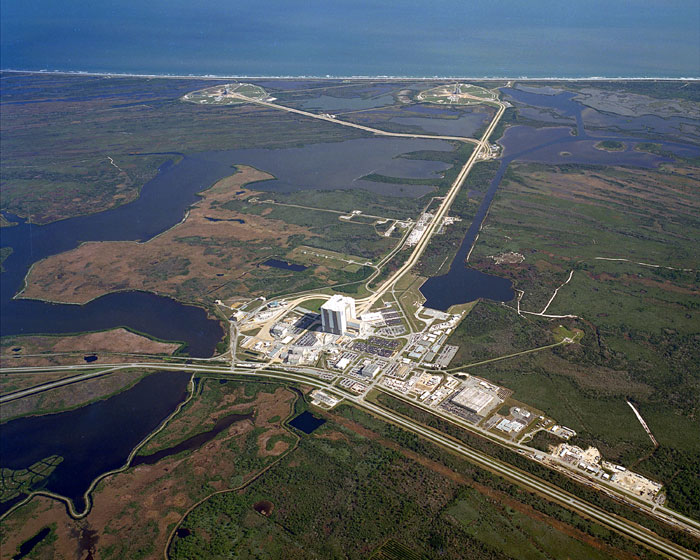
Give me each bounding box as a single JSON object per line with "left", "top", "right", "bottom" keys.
{"left": 499, "top": 126, "right": 692, "bottom": 167}
{"left": 0, "top": 370, "right": 191, "bottom": 514}
{"left": 1, "top": 292, "right": 223, "bottom": 358}
{"left": 13, "top": 527, "right": 51, "bottom": 560}
{"left": 132, "top": 411, "right": 253, "bottom": 467}
{"left": 0, "top": 149, "right": 234, "bottom": 355}
{"left": 175, "top": 528, "right": 192, "bottom": 538}
{"left": 506, "top": 87, "right": 700, "bottom": 145}
{"left": 582, "top": 110, "right": 700, "bottom": 145}
{"left": 262, "top": 258, "right": 308, "bottom": 272}
{"left": 300, "top": 94, "right": 395, "bottom": 111}
{"left": 233, "top": 137, "right": 453, "bottom": 194}
{"left": 517, "top": 106, "right": 577, "bottom": 125}
{"left": 391, "top": 112, "right": 489, "bottom": 137}
{"left": 503, "top": 88, "right": 585, "bottom": 135}
{"left": 288, "top": 411, "right": 325, "bottom": 434}
{"left": 420, "top": 159, "right": 516, "bottom": 310}
{"left": 404, "top": 105, "right": 462, "bottom": 117}
{"left": 205, "top": 216, "right": 245, "bottom": 223}
{"left": 2, "top": 2, "right": 698, "bottom": 77}
{"left": 421, "top": 88, "right": 700, "bottom": 310}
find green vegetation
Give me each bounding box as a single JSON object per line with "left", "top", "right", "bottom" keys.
{"left": 446, "top": 487, "right": 613, "bottom": 560}
{"left": 635, "top": 142, "right": 679, "bottom": 158}
{"left": 0, "top": 456, "right": 63, "bottom": 502}
{"left": 0, "top": 73, "right": 365, "bottom": 223}
{"left": 349, "top": 399, "right": 698, "bottom": 555}
{"left": 463, "top": 158, "right": 700, "bottom": 518}
{"left": 223, "top": 199, "right": 395, "bottom": 261}
{"left": 414, "top": 190, "right": 477, "bottom": 277}
{"left": 447, "top": 301, "right": 552, "bottom": 365}
{"left": 171, "top": 399, "right": 641, "bottom": 560}
{"left": 286, "top": 245, "right": 368, "bottom": 272}
{"left": 362, "top": 173, "right": 437, "bottom": 186}
{"left": 566, "top": 80, "right": 700, "bottom": 103}
{"left": 137, "top": 378, "right": 267, "bottom": 456}
{"left": 371, "top": 539, "right": 427, "bottom": 560}
{"left": 594, "top": 140, "right": 625, "bottom": 151}
{"left": 298, "top": 298, "right": 326, "bottom": 313}
{"left": 0, "top": 246, "right": 12, "bottom": 272}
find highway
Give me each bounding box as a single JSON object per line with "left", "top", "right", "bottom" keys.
{"left": 357, "top": 398, "right": 700, "bottom": 560}
{"left": 0, "top": 366, "right": 127, "bottom": 404}
{"left": 4, "top": 360, "right": 699, "bottom": 559}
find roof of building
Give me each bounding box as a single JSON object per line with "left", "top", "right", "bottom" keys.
{"left": 322, "top": 294, "right": 355, "bottom": 312}
{"left": 452, "top": 386, "right": 495, "bottom": 414}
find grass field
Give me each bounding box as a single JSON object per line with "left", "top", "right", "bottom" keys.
{"left": 286, "top": 245, "right": 370, "bottom": 272}
{"left": 461, "top": 157, "right": 700, "bottom": 518}
{"left": 169, "top": 395, "right": 644, "bottom": 560}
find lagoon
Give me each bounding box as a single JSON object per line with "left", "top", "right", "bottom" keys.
{"left": 0, "top": 370, "right": 191, "bottom": 514}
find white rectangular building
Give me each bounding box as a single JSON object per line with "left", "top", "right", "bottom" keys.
{"left": 321, "top": 295, "right": 356, "bottom": 335}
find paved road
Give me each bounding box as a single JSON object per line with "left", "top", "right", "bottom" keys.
{"left": 4, "top": 361, "right": 699, "bottom": 559}
{"left": 231, "top": 93, "right": 480, "bottom": 144}
{"left": 357, "top": 100, "right": 506, "bottom": 314}
{"left": 357, "top": 398, "right": 699, "bottom": 560}
{"left": 0, "top": 366, "right": 127, "bottom": 404}
{"left": 3, "top": 90, "right": 699, "bottom": 558}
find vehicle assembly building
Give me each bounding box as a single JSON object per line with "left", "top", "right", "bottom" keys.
{"left": 321, "top": 295, "right": 357, "bottom": 335}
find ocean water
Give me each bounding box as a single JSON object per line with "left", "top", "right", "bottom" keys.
{"left": 1, "top": 0, "right": 698, "bottom": 78}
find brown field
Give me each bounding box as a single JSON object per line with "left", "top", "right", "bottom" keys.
{"left": 0, "top": 328, "right": 179, "bottom": 369}
{"left": 19, "top": 166, "right": 314, "bottom": 305}
{"left": 0, "top": 385, "right": 297, "bottom": 560}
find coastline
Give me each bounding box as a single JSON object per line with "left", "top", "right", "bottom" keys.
{"left": 2, "top": 68, "right": 698, "bottom": 81}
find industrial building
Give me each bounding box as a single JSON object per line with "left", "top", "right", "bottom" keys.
{"left": 452, "top": 386, "right": 495, "bottom": 415}
{"left": 321, "top": 295, "right": 356, "bottom": 335}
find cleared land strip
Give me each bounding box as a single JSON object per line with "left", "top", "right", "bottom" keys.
{"left": 427, "top": 337, "right": 576, "bottom": 374}
{"left": 256, "top": 199, "right": 394, "bottom": 222}
{"left": 595, "top": 257, "right": 695, "bottom": 273}
{"left": 627, "top": 399, "right": 659, "bottom": 447}
{"left": 230, "top": 93, "right": 480, "bottom": 144}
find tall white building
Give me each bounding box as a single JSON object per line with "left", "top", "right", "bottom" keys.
{"left": 321, "top": 295, "right": 356, "bottom": 335}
